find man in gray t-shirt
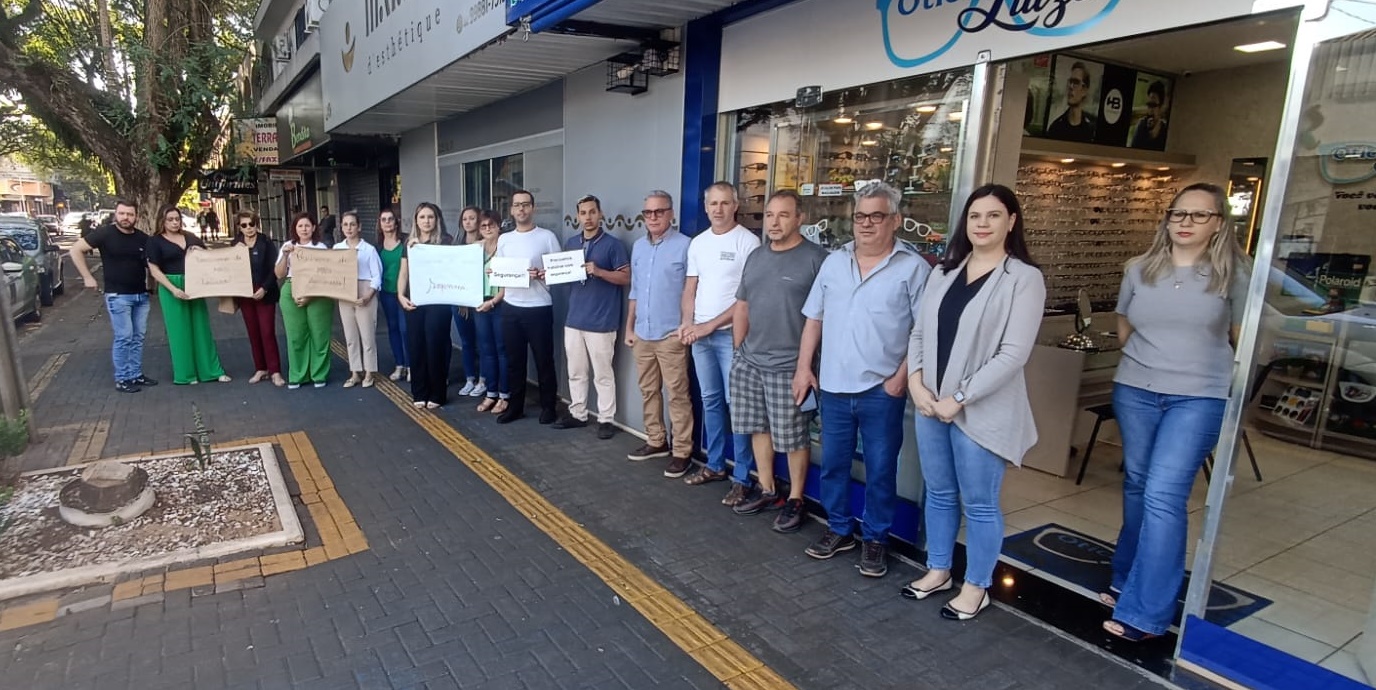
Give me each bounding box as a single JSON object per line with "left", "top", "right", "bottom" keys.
{"left": 729, "top": 191, "right": 829, "bottom": 533}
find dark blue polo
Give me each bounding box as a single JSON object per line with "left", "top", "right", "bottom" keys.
{"left": 563, "top": 230, "right": 631, "bottom": 333}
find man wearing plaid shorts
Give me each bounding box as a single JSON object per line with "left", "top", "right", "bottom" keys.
{"left": 729, "top": 190, "right": 828, "bottom": 533}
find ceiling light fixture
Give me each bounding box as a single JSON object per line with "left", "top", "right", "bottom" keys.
{"left": 948, "top": 111, "right": 965, "bottom": 121}
{"left": 1234, "top": 40, "right": 1286, "bottom": 53}
{"left": 860, "top": 139, "right": 878, "bottom": 147}
{"left": 1157, "top": 166, "right": 1171, "bottom": 171}
{"left": 834, "top": 114, "right": 854, "bottom": 124}
{"left": 1110, "top": 162, "right": 1127, "bottom": 168}
{"left": 916, "top": 105, "right": 938, "bottom": 114}
{"left": 939, "top": 147, "right": 953, "bottom": 153}
{"left": 1059, "top": 158, "right": 1076, "bottom": 164}
{"left": 864, "top": 122, "right": 884, "bottom": 130}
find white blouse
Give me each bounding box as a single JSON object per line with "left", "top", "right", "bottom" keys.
{"left": 333, "top": 239, "right": 384, "bottom": 291}
{"left": 275, "top": 240, "right": 327, "bottom": 279}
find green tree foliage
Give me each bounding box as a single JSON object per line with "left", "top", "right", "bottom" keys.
{"left": 0, "top": 0, "right": 254, "bottom": 221}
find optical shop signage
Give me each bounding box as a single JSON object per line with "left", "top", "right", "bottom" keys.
{"left": 320, "top": 0, "right": 508, "bottom": 129}
{"left": 718, "top": 0, "right": 1302, "bottom": 111}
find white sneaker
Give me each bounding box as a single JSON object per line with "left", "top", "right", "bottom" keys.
{"left": 457, "top": 379, "right": 476, "bottom": 396}
{"left": 468, "top": 380, "right": 487, "bottom": 397}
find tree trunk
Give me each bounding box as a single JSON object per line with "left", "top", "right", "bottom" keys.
{"left": 110, "top": 161, "right": 181, "bottom": 232}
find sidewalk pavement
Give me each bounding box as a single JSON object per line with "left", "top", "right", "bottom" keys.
{"left": 0, "top": 279, "right": 1171, "bottom": 689}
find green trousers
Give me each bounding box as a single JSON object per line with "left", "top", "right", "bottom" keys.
{"left": 279, "top": 279, "right": 333, "bottom": 385}
{"left": 159, "top": 274, "right": 226, "bottom": 385}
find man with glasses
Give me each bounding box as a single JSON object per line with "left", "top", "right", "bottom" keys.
{"left": 495, "top": 189, "right": 563, "bottom": 424}
{"left": 551, "top": 195, "right": 630, "bottom": 440}
{"left": 679, "top": 182, "right": 760, "bottom": 506}
{"left": 1047, "top": 61, "right": 1097, "bottom": 143}
{"left": 70, "top": 199, "right": 158, "bottom": 393}
{"left": 625, "top": 191, "right": 695, "bottom": 476}
{"left": 797, "top": 182, "right": 928, "bottom": 577}
{"left": 1130, "top": 80, "right": 1170, "bottom": 150}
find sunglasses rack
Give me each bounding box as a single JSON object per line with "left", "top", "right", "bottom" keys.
{"left": 1016, "top": 160, "right": 1182, "bottom": 312}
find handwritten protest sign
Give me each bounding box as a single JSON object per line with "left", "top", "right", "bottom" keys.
{"left": 408, "top": 244, "right": 484, "bottom": 307}
{"left": 488, "top": 256, "right": 531, "bottom": 289}
{"left": 289, "top": 247, "right": 357, "bottom": 301}
{"left": 184, "top": 245, "right": 254, "bottom": 299}
{"left": 542, "top": 250, "right": 587, "bottom": 285}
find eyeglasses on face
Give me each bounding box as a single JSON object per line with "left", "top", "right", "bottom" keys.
{"left": 380, "top": 216, "right": 395, "bottom": 222}
{"left": 1166, "top": 209, "right": 1221, "bottom": 223}
{"left": 239, "top": 222, "right": 254, "bottom": 228}
{"left": 511, "top": 201, "right": 533, "bottom": 209}
{"left": 1067, "top": 78, "right": 1087, "bottom": 89}
{"left": 853, "top": 211, "right": 892, "bottom": 226}
{"left": 642, "top": 208, "right": 671, "bottom": 218}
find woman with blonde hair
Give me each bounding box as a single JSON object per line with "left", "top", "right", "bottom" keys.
{"left": 334, "top": 210, "right": 383, "bottom": 388}
{"left": 275, "top": 212, "right": 332, "bottom": 388}
{"left": 397, "top": 202, "right": 453, "bottom": 408}
{"left": 230, "top": 210, "right": 284, "bottom": 386}
{"left": 1101, "top": 182, "right": 1249, "bottom": 641}
{"left": 145, "top": 204, "right": 230, "bottom": 384}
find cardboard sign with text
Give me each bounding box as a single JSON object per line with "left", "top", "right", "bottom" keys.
{"left": 184, "top": 245, "right": 254, "bottom": 299}
{"left": 543, "top": 250, "right": 587, "bottom": 286}
{"left": 290, "top": 247, "right": 357, "bottom": 301}
{"left": 408, "top": 244, "right": 485, "bottom": 307}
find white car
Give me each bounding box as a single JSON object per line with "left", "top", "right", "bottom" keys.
{"left": 62, "top": 211, "right": 86, "bottom": 234}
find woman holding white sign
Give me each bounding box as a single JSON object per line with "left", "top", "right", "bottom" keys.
{"left": 397, "top": 202, "right": 453, "bottom": 409}
{"left": 275, "top": 212, "right": 332, "bottom": 389}
{"left": 333, "top": 211, "right": 383, "bottom": 388}
{"left": 473, "top": 210, "right": 511, "bottom": 414}
{"left": 146, "top": 204, "right": 230, "bottom": 385}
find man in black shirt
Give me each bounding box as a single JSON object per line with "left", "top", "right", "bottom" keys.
{"left": 70, "top": 199, "right": 158, "bottom": 393}
{"left": 1046, "top": 61, "right": 1097, "bottom": 143}
{"left": 318, "top": 205, "right": 337, "bottom": 245}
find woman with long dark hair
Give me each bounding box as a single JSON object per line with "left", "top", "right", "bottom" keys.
{"left": 334, "top": 210, "right": 383, "bottom": 388}
{"left": 397, "top": 202, "right": 453, "bottom": 408}
{"left": 275, "top": 212, "right": 332, "bottom": 388}
{"left": 376, "top": 208, "right": 409, "bottom": 382}
{"left": 905, "top": 184, "right": 1045, "bottom": 621}
{"left": 231, "top": 211, "right": 284, "bottom": 386}
{"left": 145, "top": 203, "right": 230, "bottom": 384}
{"left": 1101, "top": 183, "right": 1249, "bottom": 641}
{"left": 453, "top": 205, "right": 485, "bottom": 398}
{"left": 473, "top": 210, "right": 511, "bottom": 414}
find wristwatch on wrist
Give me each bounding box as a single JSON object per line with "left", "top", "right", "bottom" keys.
{"left": 953, "top": 390, "right": 967, "bottom": 405}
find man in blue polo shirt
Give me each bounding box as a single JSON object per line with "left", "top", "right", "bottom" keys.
{"left": 552, "top": 194, "right": 631, "bottom": 439}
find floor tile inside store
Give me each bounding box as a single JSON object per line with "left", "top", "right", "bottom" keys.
{"left": 996, "top": 431, "right": 1374, "bottom": 685}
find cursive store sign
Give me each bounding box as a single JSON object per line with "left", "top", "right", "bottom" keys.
{"left": 878, "top": 0, "right": 1120, "bottom": 68}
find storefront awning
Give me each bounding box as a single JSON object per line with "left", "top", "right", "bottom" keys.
{"left": 529, "top": 0, "right": 746, "bottom": 32}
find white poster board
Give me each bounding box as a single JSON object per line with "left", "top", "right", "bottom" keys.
{"left": 542, "top": 250, "right": 586, "bottom": 286}
{"left": 407, "top": 244, "right": 484, "bottom": 307}
{"left": 488, "top": 256, "right": 531, "bottom": 289}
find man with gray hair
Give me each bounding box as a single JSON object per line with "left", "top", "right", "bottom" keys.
{"left": 796, "top": 181, "right": 929, "bottom": 577}
{"left": 625, "top": 190, "right": 695, "bottom": 476}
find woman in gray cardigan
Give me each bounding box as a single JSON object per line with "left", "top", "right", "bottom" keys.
{"left": 904, "top": 184, "right": 1046, "bottom": 621}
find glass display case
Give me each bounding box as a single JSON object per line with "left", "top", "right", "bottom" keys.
{"left": 724, "top": 68, "right": 973, "bottom": 254}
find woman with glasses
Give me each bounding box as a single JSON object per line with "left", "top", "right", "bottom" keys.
{"left": 145, "top": 204, "right": 231, "bottom": 385}
{"left": 397, "top": 202, "right": 453, "bottom": 408}
{"left": 376, "top": 209, "right": 409, "bottom": 382}
{"left": 452, "top": 206, "right": 486, "bottom": 398}
{"left": 231, "top": 211, "right": 284, "bottom": 386}
{"left": 473, "top": 210, "right": 511, "bottom": 414}
{"left": 275, "top": 212, "right": 332, "bottom": 389}
{"left": 334, "top": 210, "right": 383, "bottom": 388}
{"left": 905, "top": 184, "right": 1044, "bottom": 621}
{"left": 1101, "top": 183, "right": 1248, "bottom": 642}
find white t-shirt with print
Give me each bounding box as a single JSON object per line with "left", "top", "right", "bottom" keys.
{"left": 686, "top": 224, "right": 760, "bottom": 327}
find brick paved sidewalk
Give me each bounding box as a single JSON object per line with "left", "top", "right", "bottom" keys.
{"left": 0, "top": 284, "right": 1172, "bottom": 689}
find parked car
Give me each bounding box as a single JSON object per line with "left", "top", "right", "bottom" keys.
{"left": 62, "top": 211, "right": 86, "bottom": 234}
{"left": 0, "top": 235, "right": 40, "bottom": 323}
{"left": 0, "top": 216, "right": 64, "bottom": 306}
{"left": 34, "top": 214, "right": 60, "bottom": 236}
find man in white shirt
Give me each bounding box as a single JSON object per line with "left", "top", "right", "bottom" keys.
{"left": 679, "top": 182, "right": 760, "bottom": 506}
{"left": 493, "top": 189, "right": 563, "bottom": 425}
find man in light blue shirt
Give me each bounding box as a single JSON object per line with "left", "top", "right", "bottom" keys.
{"left": 624, "top": 190, "right": 695, "bottom": 477}
{"left": 795, "top": 181, "right": 930, "bottom": 578}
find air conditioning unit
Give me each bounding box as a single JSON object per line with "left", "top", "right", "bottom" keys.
{"left": 304, "top": 0, "right": 329, "bottom": 32}
{"left": 272, "top": 35, "right": 292, "bottom": 62}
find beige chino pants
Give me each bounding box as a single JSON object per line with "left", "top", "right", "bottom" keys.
{"left": 338, "top": 298, "right": 379, "bottom": 372}
{"left": 632, "top": 336, "right": 694, "bottom": 458}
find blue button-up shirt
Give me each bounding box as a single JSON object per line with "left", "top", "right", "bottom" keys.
{"left": 801, "top": 240, "right": 930, "bottom": 394}
{"left": 629, "top": 229, "right": 691, "bottom": 341}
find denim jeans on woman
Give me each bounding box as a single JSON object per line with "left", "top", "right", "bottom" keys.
{"left": 473, "top": 304, "right": 509, "bottom": 399}
{"left": 690, "top": 329, "right": 754, "bottom": 485}
{"left": 105, "top": 293, "right": 149, "bottom": 382}
{"left": 378, "top": 290, "right": 408, "bottom": 368}
{"left": 819, "top": 385, "right": 906, "bottom": 541}
{"left": 1110, "top": 382, "right": 1225, "bottom": 635}
{"left": 914, "top": 414, "right": 1007, "bottom": 589}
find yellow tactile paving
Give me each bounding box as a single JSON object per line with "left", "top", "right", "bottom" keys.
{"left": 26, "top": 352, "right": 69, "bottom": 403}
{"left": 361, "top": 344, "right": 796, "bottom": 689}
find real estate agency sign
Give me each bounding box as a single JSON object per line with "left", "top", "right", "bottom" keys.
{"left": 320, "top": 0, "right": 508, "bottom": 130}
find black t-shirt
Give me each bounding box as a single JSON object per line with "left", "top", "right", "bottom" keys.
{"left": 1046, "top": 110, "right": 1096, "bottom": 142}
{"left": 145, "top": 233, "right": 206, "bottom": 275}
{"left": 936, "top": 266, "right": 993, "bottom": 389}
{"left": 85, "top": 226, "right": 149, "bottom": 294}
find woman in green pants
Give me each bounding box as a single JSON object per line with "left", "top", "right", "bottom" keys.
{"left": 146, "top": 204, "right": 230, "bottom": 385}
{"left": 274, "top": 212, "right": 332, "bottom": 388}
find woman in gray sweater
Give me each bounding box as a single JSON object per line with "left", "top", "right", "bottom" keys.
{"left": 1102, "top": 183, "right": 1248, "bottom": 641}
{"left": 904, "top": 184, "right": 1046, "bottom": 621}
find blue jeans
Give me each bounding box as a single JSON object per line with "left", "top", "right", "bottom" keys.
{"left": 1110, "top": 383, "right": 1226, "bottom": 635}
{"left": 819, "top": 386, "right": 907, "bottom": 541}
{"left": 379, "top": 291, "right": 408, "bottom": 368}
{"left": 453, "top": 306, "right": 479, "bottom": 382}
{"left": 474, "top": 304, "right": 509, "bottom": 399}
{"left": 915, "top": 415, "right": 1007, "bottom": 589}
{"left": 690, "top": 329, "right": 753, "bottom": 485}
{"left": 105, "top": 293, "right": 149, "bottom": 382}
